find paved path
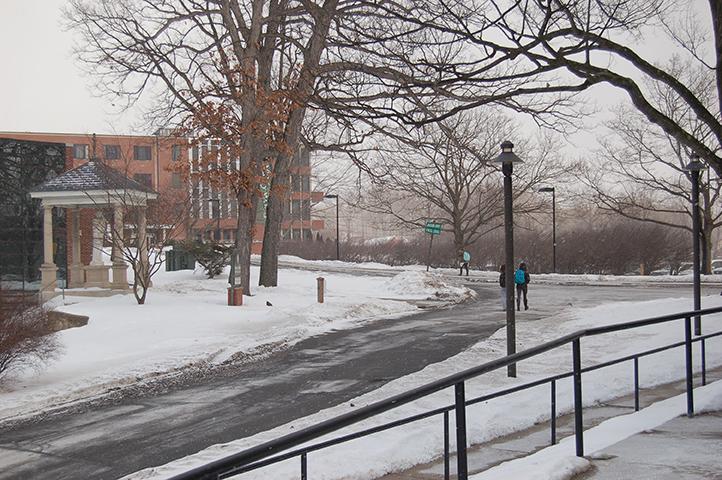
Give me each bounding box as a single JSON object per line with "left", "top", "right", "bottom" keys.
{"left": 0, "top": 283, "right": 713, "bottom": 479}
{"left": 576, "top": 411, "right": 722, "bottom": 479}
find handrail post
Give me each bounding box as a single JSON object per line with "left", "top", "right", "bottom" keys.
{"left": 454, "top": 382, "right": 468, "bottom": 480}
{"left": 701, "top": 338, "right": 707, "bottom": 386}
{"left": 633, "top": 357, "right": 640, "bottom": 412}
{"left": 685, "top": 316, "right": 694, "bottom": 417}
{"left": 572, "top": 339, "right": 584, "bottom": 457}
{"left": 444, "top": 411, "right": 450, "bottom": 480}
{"left": 550, "top": 379, "right": 557, "bottom": 445}
{"left": 301, "top": 452, "right": 307, "bottom": 480}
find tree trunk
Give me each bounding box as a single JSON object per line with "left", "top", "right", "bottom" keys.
{"left": 703, "top": 226, "right": 714, "bottom": 274}
{"left": 234, "top": 190, "right": 257, "bottom": 296}
{"left": 702, "top": 186, "right": 714, "bottom": 274}
{"left": 259, "top": 0, "right": 338, "bottom": 287}
{"left": 259, "top": 165, "right": 290, "bottom": 287}
{"left": 453, "top": 227, "right": 465, "bottom": 266}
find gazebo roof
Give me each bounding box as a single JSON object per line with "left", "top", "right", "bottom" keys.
{"left": 29, "top": 160, "right": 158, "bottom": 207}
{"left": 31, "top": 160, "right": 156, "bottom": 194}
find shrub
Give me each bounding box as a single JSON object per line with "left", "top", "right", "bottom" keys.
{"left": 0, "top": 297, "right": 60, "bottom": 383}
{"left": 178, "top": 240, "right": 232, "bottom": 278}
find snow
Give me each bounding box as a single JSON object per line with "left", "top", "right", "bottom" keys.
{"left": 275, "top": 255, "right": 722, "bottom": 285}
{"left": 382, "top": 271, "right": 477, "bottom": 300}
{"left": 470, "top": 380, "right": 722, "bottom": 480}
{"left": 123, "top": 293, "right": 722, "bottom": 480}
{"left": 276, "top": 254, "right": 418, "bottom": 271}
{"left": 0, "top": 266, "right": 473, "bottom": 424}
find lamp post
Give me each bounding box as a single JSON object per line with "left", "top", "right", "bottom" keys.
{"left": 538, "top": 186, "right": 556, "bottom": 273}
{"left": 685, "top": 156, "right": 705, "bottom": 335}
{"left": 324, "top": 194, "right": 340, "bottom": 260}
{"left": 495, "top": 140, "right": 523, "bottom": 378}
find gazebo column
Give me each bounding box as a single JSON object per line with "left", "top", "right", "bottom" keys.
{"left": 83, "top": 211, "right": 111, "bottom": 288}
{"left": 111, "top": 206, "right": 129, "bottom": 289}
{"left": 68, "top": 207, "right": 84, "bottom": 288}
{"left": 39, "top": 204, "right": 58, "bottom": 300}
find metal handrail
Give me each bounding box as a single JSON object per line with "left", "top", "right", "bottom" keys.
{"left": 169, "top": 306, "right": 722, "bottom": 480}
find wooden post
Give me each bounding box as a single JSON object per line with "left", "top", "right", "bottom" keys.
{"left": 317, "top": 277, "right": 325, "bottom": 303}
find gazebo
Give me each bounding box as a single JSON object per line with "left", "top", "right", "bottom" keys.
{"left": 30, "top": 160, "right": 158, "bottom": 300}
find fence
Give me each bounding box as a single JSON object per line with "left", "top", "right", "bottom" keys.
{"left": 168, "top": 306, "right": 722, "bottom": 480}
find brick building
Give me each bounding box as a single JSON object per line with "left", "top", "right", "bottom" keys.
{"left": 0, "top": 131, "right": 325, "bottom": 254}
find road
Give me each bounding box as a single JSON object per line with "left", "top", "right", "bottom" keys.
{"left": 0, "top": 282, "right": 714, "bottom": 479}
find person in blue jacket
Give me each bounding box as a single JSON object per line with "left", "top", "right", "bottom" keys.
{"left": 514, "top": 262, "right": 530, "bottom": 311}
{"left": 459, "top": 250, "right": 471, "bottom": 276}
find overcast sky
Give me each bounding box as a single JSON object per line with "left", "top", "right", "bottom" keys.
{"left": 0, "top": 0, "right": 710, "bottom": 149}
{"left": 0, "top": 0, "right": 140, "bottom": 134}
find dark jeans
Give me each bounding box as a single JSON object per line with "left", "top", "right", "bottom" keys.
{"left": 459, "top": 262, "right": 469, "bottom": 276}
{"left": 516, "top": 284, "right": 528, "bottom": 310}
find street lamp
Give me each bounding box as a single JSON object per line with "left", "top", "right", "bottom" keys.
{"left": 685, "top": 155, "right": 706, "bottom": 335}
{"left": 538, "top": 186, "right": 556, "bottom": 273}
{"left": 324, "top": 194, "right": 340, "bottom": 260}
{"left": 495, "top": 140, "right": 523, "bottom": 378}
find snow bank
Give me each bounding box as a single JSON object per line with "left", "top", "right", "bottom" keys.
{"left": 383, "top": 271, "right": 476, "bottom": 301}
{"left": 124, "top": 295, "right": 722, "bottom": 480}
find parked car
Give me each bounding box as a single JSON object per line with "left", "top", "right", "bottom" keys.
{"left": 712, "top": 259, "right": 722, "bottom": 274}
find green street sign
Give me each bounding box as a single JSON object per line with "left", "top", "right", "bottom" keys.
{"left": 424, "top": 221, "right": 442, "bottom": 235}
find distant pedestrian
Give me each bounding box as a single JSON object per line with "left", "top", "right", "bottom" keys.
{"left": 459, "top": 250, "right": 470, "bottom": 276}
{"left": 499, "top": 264, "right": 507, "bottom": 310}
{"left": 514, "top": 262, "right": 530, "bottom": 311}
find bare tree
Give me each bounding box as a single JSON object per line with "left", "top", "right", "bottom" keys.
{"left": 67, "top": 1, "right": 591, "bottom": 292}
{"left": 379, "top": 1, "right": 722, "bottom": 173}
{"left": 581, "top": 100, "right": 722, "bottom": 272}
{"left": 96, "top": 188, "right": 190, "bottom": 305}
{"left": 362, "top": 108, "right": 567, "bottom": 259}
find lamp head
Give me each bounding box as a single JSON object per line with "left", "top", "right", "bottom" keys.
{"left": 684, "top": 153, "right": 706, "bottom": 172}
{"left": 538, "top": 186, "right": 555, "bottom": 193}
{"left": 324, "top": 194, "right": 338, "bottom": 199}
{"left": 494, "top": 140, "right": 523, "bottom": 164}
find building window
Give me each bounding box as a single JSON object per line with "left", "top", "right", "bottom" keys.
{"left": 291, "top": 200, "right": 301, "bottom": 217}
{"left": 172, "top": 144, "right": 183, "bottom": 161}
{"left": 133, "top": 173, "right": 153, "bottom": 188}
{"left": 134, "top": 145, "right": 152, "bottom": 161}
{"left": 299, "top": 149, "right": 310, "bottom": 166}
{"left": 301, "top": 200, "right": 310, "bottom": 220}
{"left": 104, "top": 145, "right": 120, "bottom": 160}
{"left": 301, "top": 175, "right": 310, "bottom": 192}
{"left": 73, "top": 144, "right": 88, "bottom": 159}
{"left": 171, "top": 172, "right": 182, "bottom": 188}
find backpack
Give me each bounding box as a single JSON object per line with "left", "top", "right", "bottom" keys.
{"left": 463, "top": 251, "right": 470, "bottom": 262}
{"left": 514, "top": 268, "right": 526, "bottom": 285}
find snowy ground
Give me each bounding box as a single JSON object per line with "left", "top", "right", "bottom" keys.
{"left": 276, "top": 255, "right": 722, "bottom": 285}
{"left": 125, "top": 292, "right": 722, "bottom": 480}
{"left": 0, "top": 266, "right": 473, "bottom": 424}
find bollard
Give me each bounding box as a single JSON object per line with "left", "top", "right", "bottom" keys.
{"left": 227, "top": 286, "right": 243, "bottom": 306}
{"left": 317, "top": 277, "right": 325, "bottom": 303}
